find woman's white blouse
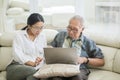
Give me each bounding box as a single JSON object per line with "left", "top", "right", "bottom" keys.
{"left": 13, "top": 30, "right": 47, "bottom": 69}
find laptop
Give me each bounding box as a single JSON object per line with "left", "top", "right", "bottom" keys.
{"left": 44, "top": 48, "right": 78, "bottom": 64}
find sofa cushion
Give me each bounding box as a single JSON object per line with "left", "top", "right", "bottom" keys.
{"left": 88, "top": 69, "right": 120, "bottom": 80}
{"left": 34, "top": 64, "right": 80, "bottom": 78}
{"left": 0, "top": 47, "right": 13, "bottom": 71}
{"left": 98, "top": 45, "right": 117, "bottom": 71}
{"left": 113, "top": 50, "right": 120, "bottom": 74}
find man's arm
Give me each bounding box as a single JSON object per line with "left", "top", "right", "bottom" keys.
{"left": 79, "top": 37, "right": 105, "bottom": 67}
{"left": 77, "top": 57, "right": 104, "bottom": 67}
{"left": 87, "top": 39, "right": 105, "bottom": 67}
{"left": 87, "top": 58, "right": 104, "bottom": 67}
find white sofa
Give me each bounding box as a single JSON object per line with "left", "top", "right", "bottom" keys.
{"left": 0, "top": 27, "right": 120, "bottom": 80}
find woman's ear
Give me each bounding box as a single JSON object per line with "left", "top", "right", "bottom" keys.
{"left": 27, "top": 25, "right": 31, "bottom": 29}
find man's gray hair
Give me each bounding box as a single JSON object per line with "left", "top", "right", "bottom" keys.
{"left": 70, "top": 15, "right": 84, "bottom": 26}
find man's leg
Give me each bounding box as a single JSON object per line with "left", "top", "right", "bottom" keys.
{"left": 48, "top": 77, "right": 65, "bottom": 80}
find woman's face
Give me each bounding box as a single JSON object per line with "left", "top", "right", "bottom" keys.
{"left": 30, "top": 21, "right": 44, "bottom": 36}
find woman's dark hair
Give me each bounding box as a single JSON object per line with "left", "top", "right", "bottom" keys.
{"left": 21, "top": 13, "right": 44, "bottom": 30}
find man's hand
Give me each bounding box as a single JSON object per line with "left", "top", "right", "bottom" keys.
{"left": 77, "top": 57, "right": 87, "bottom": 64}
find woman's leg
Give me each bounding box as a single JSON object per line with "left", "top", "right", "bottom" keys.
{"left": 6, "top": 63, "right": 39, "bottom": 80}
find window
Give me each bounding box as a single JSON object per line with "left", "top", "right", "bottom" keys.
{"left": 95, "top": 1, "right": 120, "bottom": 24}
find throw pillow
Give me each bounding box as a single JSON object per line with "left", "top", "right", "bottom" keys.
{"left": 33, "top": 64, "right": 80, "bottom": 78}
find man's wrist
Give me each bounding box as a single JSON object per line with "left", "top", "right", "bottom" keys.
{"left": 85, "top": 57, "right": 89, "bottom": 64}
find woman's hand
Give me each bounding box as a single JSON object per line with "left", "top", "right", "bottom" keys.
{"left": 35, "top": 57, "right": 43, "bottom": 66}
{"left": 25, "top": 57, "right": 43, "bottom": 67}
{"left": 25, "top": 61, "right": 36, "bottom": 67}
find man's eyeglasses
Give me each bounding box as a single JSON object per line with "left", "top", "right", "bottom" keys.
{"left": 67, "top": 26, "right": 79, "bottom": 33}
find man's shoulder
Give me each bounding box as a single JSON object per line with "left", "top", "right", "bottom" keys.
{"left": 58, "top": 30, "right": 67, "bottom": 35}
{"left": 82, "top": 35, "right": 95, "bottom": 45}
{"left": 51, "top": 30, "right": 67, "bottom": 47}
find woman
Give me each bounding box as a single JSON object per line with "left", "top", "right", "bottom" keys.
{"left": 7, "top": 13, "right": 47, "bottom": 80}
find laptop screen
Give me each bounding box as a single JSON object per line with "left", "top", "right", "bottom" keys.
{"left": 44, "top": 48, "right": 78, "bottom": 64}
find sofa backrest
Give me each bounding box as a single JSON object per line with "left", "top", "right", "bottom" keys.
{"left": 84, "top": 26, "right": 120, "bottom": 74}
{"left": 0, "top": 29, "right": 58, "bottom": 71}
{"left": 84, "top": 26, "right": 120, "bottom": 48}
